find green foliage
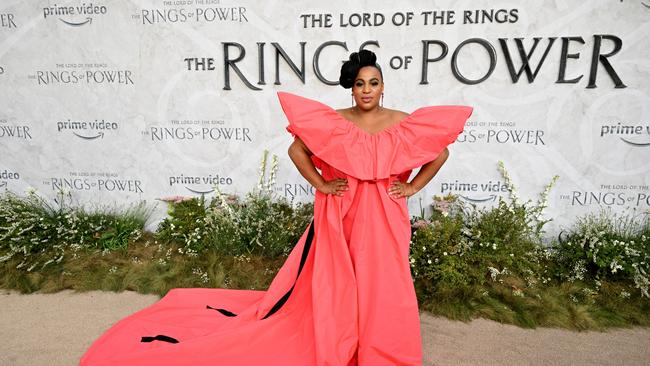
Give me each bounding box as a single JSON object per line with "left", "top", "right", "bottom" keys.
{"left": 0, "top": 188, "right": 151, "bottom": 271}
{"left": 551, "top": 208, "right": 650, "bottom": 297}
{"left": 409, "top": 194, "right": 553, "bottom": 301}
{"left": 409, "top": 160, "right": 559, "bottom": 301}
{"left": 209, "top": 190, "right": 313, "bottom": 257}
{"left": 155, "top": 196, "right": 209, "bottom": 251}
{"left": 154, "top": 191, "right": 313, "bottom": 258}
{"left": 0, "top": 233, "right": 286, "bottom": 297}
{"left": 155, "top": 150, "right": 314, "bottom": 258}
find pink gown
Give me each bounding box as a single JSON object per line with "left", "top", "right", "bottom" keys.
{"left": 79, "top": 91, "right": 473, "bottom": 366}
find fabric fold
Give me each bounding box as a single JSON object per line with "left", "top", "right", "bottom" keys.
{"left": 277, "top": 91, "right": 473, "bottom": 180}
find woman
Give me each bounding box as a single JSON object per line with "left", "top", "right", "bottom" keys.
{"left": 80, "top": 50, "right": 473, "bottom": 366}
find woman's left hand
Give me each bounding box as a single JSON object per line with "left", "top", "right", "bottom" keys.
{"left": 388, "top": 181, "right": 417, "bottom": 198}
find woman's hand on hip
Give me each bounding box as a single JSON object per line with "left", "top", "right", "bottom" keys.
{"left": 389, "top": 181, "right": 417, "bottom": 198}
{"left": 316, "top": 178, "right": 349, "bottom": 196}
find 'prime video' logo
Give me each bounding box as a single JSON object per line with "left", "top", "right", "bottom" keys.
{"left": 168, "top": 173, "right": 233, "bottom": 194}
{"left": 56, "top": 118, "right": 118, "bottom": 140}
{"left": 43, "top": 3, "right": 108, "bottom": 26}
{"left": 600, "top": 122, "right": 650, "bottom": 147}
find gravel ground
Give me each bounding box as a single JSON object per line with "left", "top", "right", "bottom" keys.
{"left": 1, "top": 290, "right": 649, "bottom": 366}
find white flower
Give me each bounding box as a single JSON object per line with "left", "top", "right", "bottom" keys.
{"left": 610, "top": 259, "right": 623, "bottom": 274}
{"left": 427, "top": 259, "right": 432, "bottom": 264}
{"left": 443, "top": 251, "right": 448, "bottom": 256}
{"left": 487, "top": 266, "right": 501, "bottom": 281}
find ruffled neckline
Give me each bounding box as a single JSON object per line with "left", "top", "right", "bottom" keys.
{"left": 335, "top": 108, "right": 423, "bottom": 137}
{"left": 278, "top": 91, "right": 425, "bottom": 137}
{"left": 277, "top": 90, "right": 473, "bottom": 180}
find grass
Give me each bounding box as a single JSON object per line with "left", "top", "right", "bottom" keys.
{"left": 417, "top": 277, "right": 650, "bottom": 331}
{"left": 0, "top": 232, "right": 285, "bottom": 296}
{"left": 2, "top": 231, "right": 648, "bottom": 331}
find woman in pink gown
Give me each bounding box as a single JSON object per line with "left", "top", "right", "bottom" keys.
{"left": 80, "top": 50, "right": 473, "bottom": 366}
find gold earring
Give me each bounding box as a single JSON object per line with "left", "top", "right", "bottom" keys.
{"left": 381, "top": 93, "right": 384, "bottom": 107}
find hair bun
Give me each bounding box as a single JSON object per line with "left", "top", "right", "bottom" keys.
{"left": 357, "top": 49, "right": 376, "bottom": 65}
{"left": 339, "top": 49, "right": 380, "bottom": 89}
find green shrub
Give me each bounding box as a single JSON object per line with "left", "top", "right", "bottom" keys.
{"left": 155, "top": 191, "right": 313, "bottom": 258}
{"left": 409, "top": 161, "right": 559, "bottom": 301}
{"left": 409, "top": 194, "right": 554, "bottom": 301}
{"left": 0, "top": 188, "right": 151, "bottom": 271}
{"left": 551, "top": 208, "right": 650, "bottom": 297}
{"left": 155, "top": 150, "right": 314, "bottom": 258}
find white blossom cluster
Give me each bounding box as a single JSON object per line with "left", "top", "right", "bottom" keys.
{"left": 191, "top": 267, "right": 210, "bottom": 284}
{"left": 487, "top": 266, "right": 509, "bottom": 283}
{"left": 563, "top": 223, "right": 649, "bottom": 298}
{"left": 0, "top": 187, "right": 144, "bottom": 272}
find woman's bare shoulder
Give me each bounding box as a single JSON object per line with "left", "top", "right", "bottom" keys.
{"left": 384, "top": 108, "right": 409, "bottom": 122}
{"left": 335, "top": 107, "right": 353, "bottom": 117}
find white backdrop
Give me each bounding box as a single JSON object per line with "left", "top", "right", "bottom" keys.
{"left": 1, "top": 0, "right": 648, "bottom": 242}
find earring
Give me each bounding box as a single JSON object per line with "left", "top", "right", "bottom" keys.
{"left": 381, "top": 93, "right": 384, "bottom": 107}
{"left": 351, "top": 93, "right": 354, "bottom": 106}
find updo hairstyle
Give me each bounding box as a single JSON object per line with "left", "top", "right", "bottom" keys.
{"left": 338, "top": 49, "right": 383, "bottom": 89}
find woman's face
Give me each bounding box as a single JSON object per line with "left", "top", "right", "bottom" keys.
{"left": 352, "top": 66, "right": 384, "bottom": 111}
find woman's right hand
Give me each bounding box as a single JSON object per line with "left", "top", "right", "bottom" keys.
{"left": 316, "top": 178, "right": 349, "bottom": 196}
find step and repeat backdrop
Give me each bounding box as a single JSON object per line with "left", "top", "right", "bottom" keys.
{"left": 0, "top": 0, "right": 648, "bottom": 241}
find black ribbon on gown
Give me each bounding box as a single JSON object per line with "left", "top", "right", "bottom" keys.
{"left": 140, "top": 335, "right": 179, "bottom": 344}
{"left": 140, "top": 219, "right": 315, "bottom": 344}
